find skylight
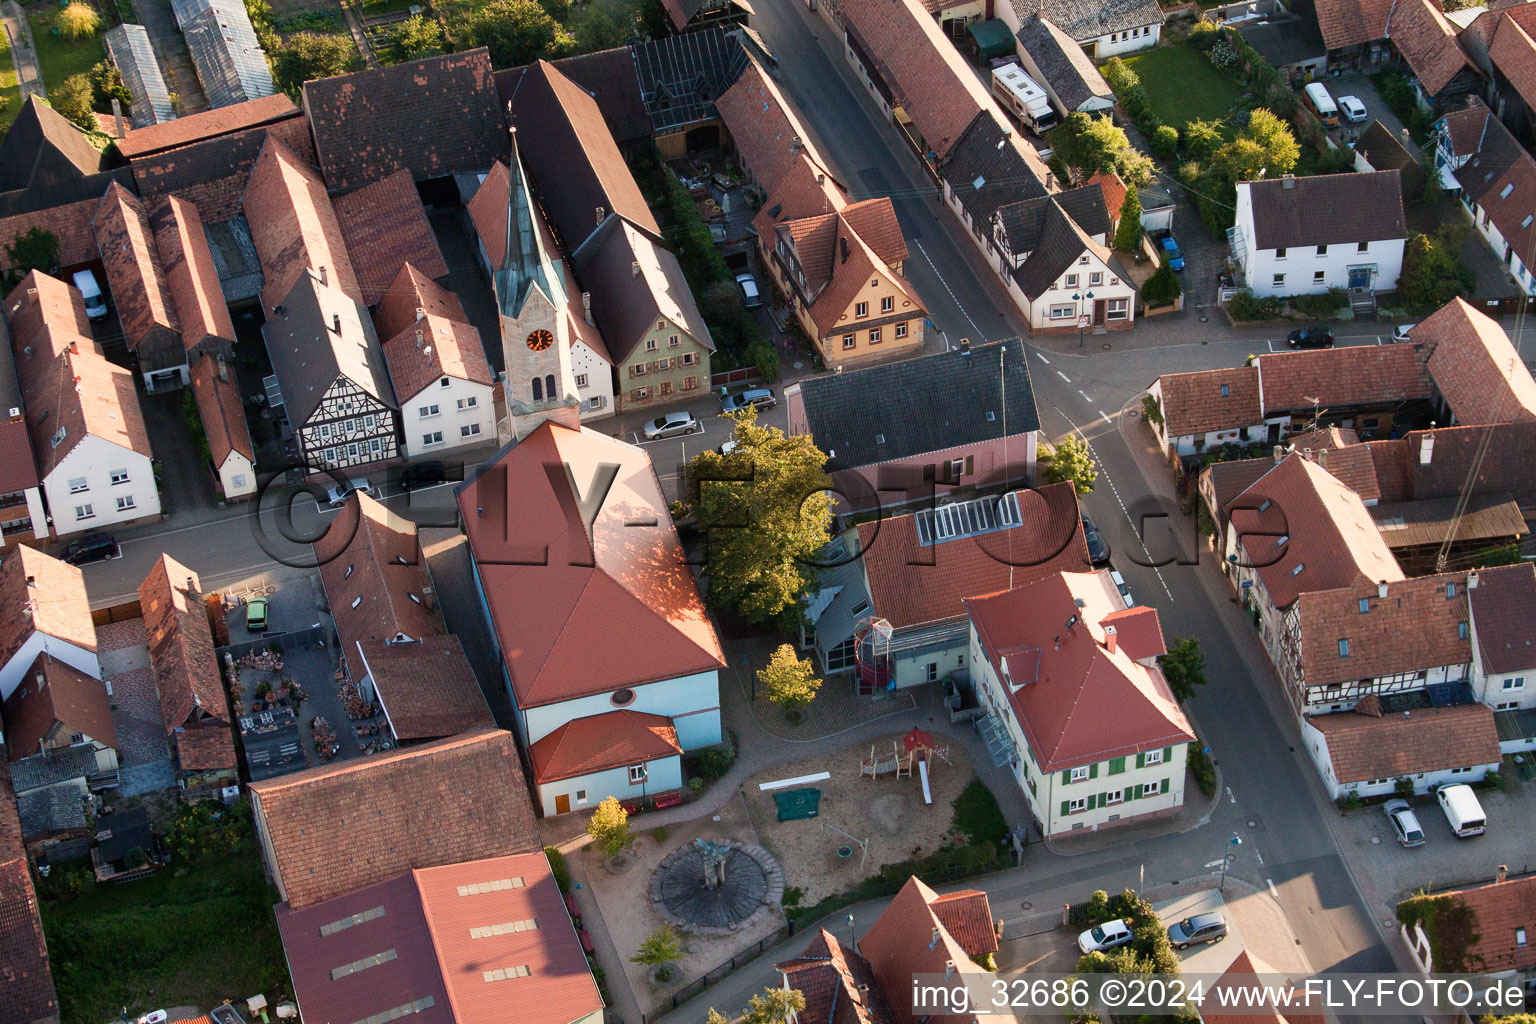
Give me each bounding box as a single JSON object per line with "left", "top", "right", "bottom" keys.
{"left": 914, "top": 492, "right": 1023, "bottom": 546}
{"left": 319, "top": 906, "right": 385, "bottom": 937}
{"left": 457, "top": 878, "right": 525, "bottom": 896}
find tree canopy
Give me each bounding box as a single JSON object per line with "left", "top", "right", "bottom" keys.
{"left": 1042, "top": 435, "right": 1098, "bottom": 495}
{"left": 1158, "top": 636, "right": 1208, "bottom": 701}
{"left": 465, "top": 0, "right": 574, "bottom": 68}
{"left": 1053, "top": 113, "right": 1154, "bottom": 189}
{"left": 50, "top": 75, "right": 97, "bottom": 132}
{"left": 757, "top": 644, "right": 822, "bottom": 712}
{"left": 1113, "top": 189, "right": 1143, "bottom": 252}
{"left": 586, "top": 796, "right": 632, "bottom": 857}
{"left": 272, "top": 33, "right": 363, "bottom": 97}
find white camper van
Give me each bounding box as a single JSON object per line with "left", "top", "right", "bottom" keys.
{"left": 992, "top": 63, "right": 1058, "bottom": 135}
{"left": 1437, "top": 783, "right": 1486, "bottom": 838}
{"left": 72, "top": 269, "right": 109, "bottom": 320}
{"left": 1303, "top": 82, "right": 1340, "bottom": 127}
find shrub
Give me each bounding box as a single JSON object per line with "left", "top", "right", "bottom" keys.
{"left": 1086, "top": 889, "right": 1111, "bottom": 922}
{"left": 1142, "top": 260, "right": 1181, "bottom": 308}
{"left": 272, "top": 33, "right": 363, "bottom": 97}
{"left": 652, "top": 826, "right": 669, "bottom": 842}
{"left": 1207, "top": 35, "right": 1240, "bottom": 70}
{"left": 1291, "top": 288, "right": 1347, "bottom": 319}
{"left": 1394, "top": 777, "right": 1415, "bottom": 799}
{"left": 1188, "top": 743, "right": 1217, "bottom": 798}
{"left": 1186, "top": 20, "right": 1219, "bottom": 49}
{"left": 1184, "top": 119, "right": 1222, "bottom": 161}
{"left": 50, "top": 75, "right": 98, "bottom": 132}
{"left": 1114, "top": 189, "right": 1143, "bottom": 252}
{"left": 89, "top": 61, "right": 131, "bottom": 111}
{"left": 463, "top": 0, "right": 574, "bottom": 69}
{"left": 1152, "top": 124, "right": 1180, "bottom": 162}
{"left": 951, "top": 780, "right": 1008, "bottom": 849}
{"left": 163, "top": 798, "right": 253, "bottom": 863}
{"left": 692, "top": 743, "right": 736, "bottom": 781}
{"left": 1397, "top": 893, "right": 1481, "bottom": 972}
{"left": 6, "top": 227, "right": 61, "bottom": 280}
{"left": 57, "top": 1, "right": 103, "bottom": 39}
{"left": 782, "top": 886, "right": 803, "bottom": 908}
{"left": 1228, "top": 288, "right": 1281, "bottom": 321}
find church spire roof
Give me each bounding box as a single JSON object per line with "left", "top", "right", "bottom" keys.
{"left": 494, "top": 125, "right": 562, "bottom": 319}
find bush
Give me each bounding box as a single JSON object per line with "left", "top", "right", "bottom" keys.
{"left": 163, "top": 798, "right": 253, "bottom": 863}
{"left": 1188, "top": 743, "right": 1217, "bottom": 798}
{"left": 1152, "top": 124, "right": 1180, "bottom": 162}
{"left": 89, "top": 61, "right": 131, "bottom": 111}
{"left": 57, "top": 1, "right": 102, "bottom": 39}
{"left": 1228, "top": 288, "right": 1281, "bottom": 321}
{"left": 690, "top": 742, "right": 736, "bottom": 781}
{"left": 1291, "top": 287, "right": 1348, "bottom": 319}
{"left": 1186, "top": 20, "right": 1219, "bottom": 49}
{"left": 1085, "top": 889, "right": 1110, "bottom": 922}
{"left": 1371, "top": 70, "right": 1434, "bottom": 144}
{"left": 272, "top": 33, "right": 363, "bottom": 97}
{"left": 951, "top": 780, "right": 1008, "bottom": 849}
{"left": 545, "top": 846, "right": 572, "bottom": 891}
{"left": 50, "top": 75, "right": 98, "bottom": 132}
{"left": 1207, "top": 35, "right": 1240, "bottom": 70}
{"left": 1142, "top": 261, "right": 1181, "bottom": 308}
{"left": 1394, "top": 777, "right": 1415, "bottom": 799}
{"left": 386, "top": 13, "right": 445, "bottom": 62}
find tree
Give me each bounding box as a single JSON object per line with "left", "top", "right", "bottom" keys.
{"left": 1151, "top": 124, "right": 1179, "bottom": 162}
{"left": 1141, "top": 260, "right": 1181, "bottom": 308}
{"left": 387, "top": 14, "right": 444, "bottom": 62}
{"left": 56, "top": 1, "right": 101, "bottom": 39}
{"left": 1158, "top": 636, "right": 1208, "bottom": 701}
{"left": 631, "top": 925, "right": 684, "bottom": 980}
{"left": 681, "top": 411, "right": 833, "bottom": 625}
{"left": 89, "top": 60, "right": 131, "bottom": 110}
{"left": 1398, "top": 229, "right": 1475, "bottom": 311}
{"left": 5, "top": 227, "right": 61, "bottom": 279}
{"left": 1473, "top": 543, "right": 1523, "bottom": 567}
{"left": 1216, "top": 108, "right": 1298, "bottom": 181}
{"left": 1183, "top": 119, "right": 1222, "bottom": 161}
{"left": 1479, "top": 1016, "right": 1536, "bottom": 1024}
{"left": 50, "top": 75, "right": 97, "bottom": 132}
{"left": 272, "top": 33, "right": 363, "bottom": 96}
{"left": 705, "top": 1011, "right": 731, "bottom": 1024}
{"left": 575, "top": 5, "right": 626, "bottom": 52}
{"left": 757, "top": 644, "right": 821, "bottom": 713}
{"left": 586, "top": 796, "right": 632, "bottom": 857}
{"left": 740, "top": 988, "right": 807, "bottom": 1024}
{"left": 467, "top": 0, "right": 573, "bottom": 68}
{"left": 1113, "top": 189, "right": 1142, "bottom": 252}
{"left": 1055, "top": 114, "right": 1156, "bottom": 189}
{"left": 1041, "top": 435, "right": 1097, "bottom": 495}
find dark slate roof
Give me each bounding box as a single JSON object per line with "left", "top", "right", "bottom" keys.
{"left": 498, "top": 49, "right": 653, "bottom": 144}
{"left": 939, "top": 112, "right": 1050, "bottom": 229}
{"left": 996, "top": 186, "right": 1111, "bottom": 254}
{"left": 302, "top": 48, "right": 506, "bottom": 193}
{"left": 16, "top": 786, "right": 88, "bottom": 839}
{"left": 262, "top": 270, "right": 396, "bottom": 425}
{"left": 1016, "top": 16, "right": 1115, "bottom": 111}
{"left": 1011, "top": 199, "right": 1132, "bottom": 300}
{"left": 0, "top": 98, "right": 133, "bottom": 217}
{"left": 8, "top": 747, "right": 100, "bottom": 794}
{"left": 1354, "top": 120, "right": 1428, "bottom": 197}
{"left": 1236, "top": 16, "right": 1326, "bottom": 68}
{"left": 1244, "top": 170, "right": 1406, "bottom": 249}
{"left": 1008, "top": 0, "right": 1164, "bottom": 40}
{"left": 94, "top": 806, "right": 153, "bottom": 862}
{"left": 796, "top": 339, "right": 1040, "bottom": 472}
{"left": 631, "top": 27, "right": 749, "bottom": 134}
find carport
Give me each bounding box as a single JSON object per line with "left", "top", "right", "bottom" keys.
{"left": 967, "top": 20, "right": 1016, "bottom": 61}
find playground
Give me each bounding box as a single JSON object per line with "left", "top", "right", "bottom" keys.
{"left": 740, "top": 728, "right": 979, "bottom": 907}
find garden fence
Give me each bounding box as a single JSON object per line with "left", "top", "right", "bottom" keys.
{"left": 216, "top": 624, "right": 328, "bottom": 662}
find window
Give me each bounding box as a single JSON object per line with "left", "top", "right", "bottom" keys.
{"left": 1458, "top": 621, "right": 1468, "bottom": 639}
{"left": 657, "top": 320, "right": 666, "bottom": 331}
{"left": 843, "top": 333, "right": 856, "bottom": 349}
{"left": 868, "top": 328, "right": 881, "bottom": 344}
{"left": 855, "top": 301, "right": 869, "bottom": 318}
{"left": 895, "top": 322, "right": 908, "bottom": 338}
{"left": 1067, "top": 797, "right": 1087, "bottom": 814}
{"left": 68, "top": 477, "right": 88, "bottom": 493}
{"left": 420, "top": 404, "right": 439, "bottom": 417}
{"left": 880, "top": 296, "right": 894, "bottom": 313}
{"left": 1104, "top": 789, "right": 1124, "bottom": 805}
{"left": 645, "top": 338, "right": 658, "bottom": 352}
{"left": 345, "top": 564, "right": 354, "bottom": 579}
{"left": 1446, "top": 582, "right": 1457, "bottom": 598}
{"left": 632, "top": 362, "right": 647, "bottom": 377}
{"left": 574, "top": 373, "right": 588, "bottom": 388}
{"left": 682, "top": 352, "right": 698, "bottom": 366}
{"left": 1139, "top": 782, "right": 1162, "bottom": 798}
{"left": 1049, "top": 303, "right": 1075, "bottom": 320}
{"left": 632, "top": 387, "right": 649, "bottom": 401}
{"left": 949, "top": 458, "right": 964, "bottom": 480}
{"left": 1106, "top": 297, "right": 1129, "bottom": 320}
{"left": 1078, "top": 256, "right": 1089, "bottom": 265}
{"left": 1066, "top": 274, "right": 1079, "bottom": 288}
{"left": 1316, "top": 245, "right": 1327, "bottom": 256}
{"left": 1503, "top": 677, "right": 1526, "bottom": 690}
{"left": 871, "top": 278, "right": 879, "bottom": 287}
{"left": 1500, "top": 182, "right": 1515, "bottom": 199}
{"left": 321, "top": 422, "right": 332, "bottom": 439}
{"left": 1517, "top": 928, "right": 1528, "bottom": 947}
{"left": 683, "top": 376, "right": 698, "bottom": 391}
{"left": 1221, "top": 384, "right": 1230, "bottom": 397}
{"left": 1339, "top": 639, "right": 1350, "bottom": 657}
{"left": 109, "top": 468, "right": 129, "bottom": 485}
{"left": 1070, "top": 765, "right": 1090, "bottom": 782}
{"left": 423, "top": 431, "right": 443, "bottom": 446}
{"left": 1090, "top": 272, "right": 1103, "bottom": 286}
{"left": 75, "top": 504, "right": 94, "bottom": 520}
{"left": 461, "top": 423, "right": 482, "bottom": 438}
{"left": 1143, "top": 749, "right": 1164, "bottom": 766}
{"left": 531, "top": 377, "right": 543, "bottom": 401}
{"left": 457, "top": 396, "right": 478, "bottom": 410}
{"left": 659, "top": 381, "right": 674, "bottom": 397}
{"left": 669, "top": 335, "right": 680, "bottom": 347}
{"left": 1359, "top": 598, "right": 1370, "bottom": 614}
{"left": 628, "top": 764, "right": 647, "bottom": 785}
{"left": 233, "top": 474, "right": 247, "bottom": 488}
{"left": 1273, "top": 274, "right": 1286, "bottom": 287}
{"left": 115, "top": 496, "right": 135, "bottom": 512}
{"left": 576, "top": 790, "right": 588, "bottom": 804}
{"left": 1313, "top": 271, "right": 1326, "bottom": 284}
{"left": 1498, "top": 701, "right": 1520, "bottom": 710}
{"left": 1275, "top": 247, "right": 1287, "bottom": 259}
{"left": 1357, "top": 241, "right": 1369, "bottom": 253}
{"left": 925, "top": 662, "right": 939, "bottom": 682}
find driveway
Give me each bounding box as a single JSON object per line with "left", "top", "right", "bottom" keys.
{"left": 138, "top": 385, "right": 220, "bottom": 516}
{"left": 1326, "top": 72, "right": 1410, "bottom": 148}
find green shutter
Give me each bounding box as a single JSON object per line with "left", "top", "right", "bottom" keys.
{"left": 1089, "top": 762, "right": 1099, "bottom": 779}
{"left": 1109, "top": 757, "right": 1126, "bottom": 775}
{"left": 1161, "top": 777, "right": 1170, "bottom": 795}
{"left": 1060, "top": 800, "right": 1071, "bottom": 817}
{"left": 1162, "top": 746, "right": 1172, "bottom": 762}
{"left": 1061, "top": 769, "right": 1071, "bottom": 784}
{"left": 1136, "top": 752, "right": 1146, "bottom": 769}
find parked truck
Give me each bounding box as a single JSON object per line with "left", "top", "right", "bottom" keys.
{"left": 991, "top": 62, "right": 1057, "bottom": 135}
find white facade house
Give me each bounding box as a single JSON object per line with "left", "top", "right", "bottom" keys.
{"left": 44, "top": 434, "right": 160, "bottom": 536}
{"left": 1229, "top": 173, "right": 1407, "bottom": 298}
{"left": 1301, "top": 706, "right": 1503, "bottom": 799}
{"left": 1145, "top": 367, "right": 1288, "bottom": 460}
{"left": 1467, "top": 565, "right": 1536, "bottom": 756}
{"left": 0, "top": 546, "right": 101, "bottom": 702}
{"left": 396, "top": 375, "right": 496, "bottom": 459}
{"left": 998, "top": 0, "right": 1163, "bottom": 59}
{"left": 569, "top": 332, "right": 613, "bottom": 418}
{"left": 1434, "top": 101, "right": 1536, "bottom": 297}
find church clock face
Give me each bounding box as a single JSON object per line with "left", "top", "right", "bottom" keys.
{"left": 526, "top": 329, "right": 554, "bottom": 352}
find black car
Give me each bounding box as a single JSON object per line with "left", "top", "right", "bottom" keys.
{"left": 1286, "top": 323, "right": 1335, "bottom": 348}
{"left": 399, "top": 461, "right": 445, "bottom": 492}
{"left": 61, "top": 532, "right": 119, "bottom": 565}
{"left": 1081, "top": 515, "right": 1110, "bottom": 566}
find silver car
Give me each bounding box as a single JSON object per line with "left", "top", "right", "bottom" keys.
{"left": 1384, "top": 798, "right": 1426, "bottom": 847}
{"left": 325, "top": 478, "right": 376, "bottom": 506}
{"left": 643, "top": 411, "right": 702, "bottom": 440}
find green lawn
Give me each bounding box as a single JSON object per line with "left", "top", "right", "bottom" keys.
{"left": 27, "top": 11, "right": 106, "bottom": 101}
{"left": 0, "top": 30, "right": 21, "bottom": 136}
{"left": 1123, "top": 44, "right": 1246, "bottom": 131}
{"left": 41, "top": 849, "right": 291, "bottom": 1022}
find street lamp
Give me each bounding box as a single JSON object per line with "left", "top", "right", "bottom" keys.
{"left": 1219, "top": 832, "right": 1242, "bottom": 892}
{"left": 847, "top": 912, "right": 856, "bottom": 951}
{"left": 1072, "top": 291, "right": 1096, "bottom": 348}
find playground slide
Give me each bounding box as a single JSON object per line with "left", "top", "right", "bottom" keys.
{"left": 919, "top": 758, "right": 933, "bottom": 805}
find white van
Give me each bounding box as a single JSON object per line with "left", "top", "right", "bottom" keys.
{"left": 1303, "top": 82, "right": 1339, "bottom": 128}
{"left": 1436, "top": 783, "right": 1486, "bottom": 838}
{"left": 992, "top": 63, "right": 1058, "bottom": 135}
{"left": 72, "top": 269, "right": 109, "bottom": 320}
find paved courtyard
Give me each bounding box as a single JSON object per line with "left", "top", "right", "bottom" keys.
{"left": 97, "top": 618, "right": 173, "bottom": 796}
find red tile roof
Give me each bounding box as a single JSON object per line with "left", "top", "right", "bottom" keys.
{"left": 1490, "top": 14, "right": 1536, "bottom": 116}
{"left": 332, "top": 169, "right": 449, "bottom": 307}
{"left": 1294, "top": 572, "right": 1472, "bottom": 689}
{"left": 374, "top": 263, "right": 468, "bottom": 347}
{"left": 276, "top": 851, "right": 601, "bottom": 1024}
{"left": 93, "top": 180, "right": 180, "bottom": 352}
{"left": 315, "top": 493, "right": 445, "bottom": 686}
{"left": 1228, "top": 455, "right": 1404, "bottom": 610}
{"left": 1468, "top": 562, "right": 1536, "bottom": 673}
{"left": 751, "top": 152, "right": 846, "bottom": 243}
{"left": 138, "top": 554, "right": 229, "bottom": 733}
{"left": 929, "top": 890, "right": 998, "bottom": 956}
{"left": 0, "top": 546, "right": 96, "bottom": 681}
{"left": 189, "top": 353, "right": 255, "bottom": 468}
{"left": 716, "top": 56, "right": 839, "bottom": 200}
{"left": 0, "top": 757, "right": 59, "bottom": 1024}
{"left": 1312, "top": 0, "right": 1393, "bottom": 50}
{"left": 529, "top": 710, "right": 682, "bottom": 784}
{"left": 150, "top": 195, "right": 236, "bottom": 351}
{"left": 115, "top": 93, "right": 301, "bottom": 160}
{"left": 1088, "top": 172, "right": 1129, "bottom": 223}
{"left": 0, "top": 417, "right": 36, "bottom": 493}
{"left": 458, "top": 422, "right": 724, "bottom": 708}
{"left": 1098, "top": 605, "right": 1166, "bottom": 661}
{"left": 1313, "top": 443, "right": 1381, "bottom": 502}
{"left": 241, "top": 135, "right": 362, "bottom": 311}
{"left": 1391, "top": 0, "right": 1476, "bottom": 96}
{"left": 855, "top": 482, "right": 1089, "bottom": 631}
{"left": 1437, "top": 98, "right": 1536, "bottom": 265}
{"left": 3, "top": 652, "right": 117, "bottom": 760}
{"left": 130, "top": 116, "right": 317, "bottom": 225}
{"left": 175, "top": 723, "right": 236, "bottom": 772}
{"left": 380, "top": 311, "right": 492, "bottom": 405}
{"left": 1308, "top": 702, "right": 1501, "bottom": 783}
{"left": 966, "top": 571, "right": 1193, "bottom": 772}
{"left": 1256, "top": 343, "right": 1431, "bottom": 414}
{"left": 359, "top": 635, "right": 494, "bottom": 742}
{"left": 1426, "top": 871, "right": 1536, "bottom": 972}
{"left": 776, "top": 929, "right": 894, "bottom": 1024}
{"left": 0, "top": 199, "right": 100, "bottom": 274}
{"left": 788, "top": 204, "right": 922, "bottom": 337}
{"left": 248, "top": 729, "right": 541, "bottom": 909}
{"left": 1284, "top": 426, "right": 1361, "bottom": 450}
{"left": 1154, "top": 366, "right": 1262, "bottom": 438}
{"left": 1203, "top": 951, "right": 1327, "bottom": 1024}
{"left": 1418, "top": 297, "right": 1536, "bottom": 424}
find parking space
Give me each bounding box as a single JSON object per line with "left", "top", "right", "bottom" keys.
{"left": 1324, "top": 73, "right": 1408, "bottom": 145}
{"left": 1155, "top": 888, "right": 1245, "bottom": 975}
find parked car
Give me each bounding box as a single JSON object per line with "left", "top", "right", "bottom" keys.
{"left": 721, "top": 387, "right": 777, "bottom": 414}
{"left": 1436, "top": 783, "right": 1486, "bottom": 838}
{"left": 1081, "top": 515, "right": 1109, "bottom": 566}
{"left": 735, "top": 272, "right": 763, "bottom": 309}
{"left": 245, "top": 597, "right": 268, "bottom": 632}
{"left": 1078, "top": 918, "right": 1134, "bottom": 954}
{"left": 61, "top": 532, "right": 119, "bottom": 565}
{"left": 643, "top": 411, "right": 702, "bottom": 440}
{"left": 1286, "top": 323, "right": 1334, "bottom": 348}
{"left": 325, "top": 478, "right": 376, "bottom": 506}
{"left": 1383, "top": 798, "right": 1426, "bottom": 847}
{"left": 1337, "top": 95, "right": 1369, "bottom": 123}
{"left": 72, "top": 270, "right": 109, "bottom": 320}
{"left": 1168, "top": 912, "right": 1227, "bottom": 950}
{"left": 1392, "top": 323, "right": 1416, "bottom": 343}
{"left": 399, "top": 461, "right": 445, "bottom": 492}
{"left": 1159, "top": 234, "right": 1185, "bottom": 272}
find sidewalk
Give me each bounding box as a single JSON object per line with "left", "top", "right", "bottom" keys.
{"left": 1, "top": 1, "right": 44, "bottom": 100}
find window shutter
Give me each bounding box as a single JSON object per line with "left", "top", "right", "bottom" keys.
{"left": 1061, "top": 770, "right": 1071, "bottom": 784}
{"left": 1162, "top": 746, "right": 1172, "bottom": 762}
{"left": 1110, "top": 757, "right": 1126, "bottom": 775}
{"left": 1060, "top": 801, "right": 1071, "bottom": 818}
{"left": 1161, "top": 777, "right": 1170, "bottom": 795}
{"left": 1136, "top": 752, "right": 1146, "bottom": 769}
{"left": 1090, "top": 762, "right": 1099, "bottom": 779}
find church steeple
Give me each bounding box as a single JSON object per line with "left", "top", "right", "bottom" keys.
{"left": 495, "top": 124, "right": 563, "bottom": 320}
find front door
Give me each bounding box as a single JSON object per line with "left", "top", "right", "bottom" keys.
{"left": 555, "top": 793, "right": 571, "bottom": 815}
{"left": 1094, "top": 299, "right": 1107, "bottom": 324}
{"left": 1267, "top": 422, "right": 1281, "bottom": 444}
{"left": 1348, "top": 266, "right": 1372, "bottom": 289}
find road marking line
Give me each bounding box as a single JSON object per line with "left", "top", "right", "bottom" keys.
{"left": 1057, "top": 370, "right": 1072, "bottom": 383}
{"left": 1078, "top": 389, "right": 1092, "bottom": 402}
{"left": 1255, "top": 849, "right": 1264, "bottom": 866}
{"left": 1036, "top": 352, "right": 1051, "bottom": 364}
{"left": 1267, "top": 878, "right": 1279, "bottom": 899}
{"left": 1226, "top": 786, "right": 1236, "bottom": 804}
{"left": 914, "top": 240, "right": 984, "bottom": 339}
{"left": 1204, "top": 859, "right": 1225, "bottom": 869}
{"left": 1099, "top": 410, "right": 1113, "bottom": 426}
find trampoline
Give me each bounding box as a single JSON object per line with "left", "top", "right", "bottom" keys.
{"left": 773, "top": 787, "right": 822, "bottom": 821}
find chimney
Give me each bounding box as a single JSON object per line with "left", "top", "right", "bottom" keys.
{"left": 1282, "top": 174, "right": 1296, "bottom": 189}
{"left": 839, "top": 237, "right": 849, "bottom": 263}
{"left": 416, "top": 329, "right": 425, "bottom": 348}
{"left": 1316, "top": 448, "right": 1328, "bottom": 470}
{"left": 631, "top": 261, "right": 641, "bottom": 277}
{"left": 1378, "top": 581, "right": 1389, "bottom": 599}
{"left": 1497, "top": 864, "right": 1508, "bottom": 883}
{"left": 69, "top": 340, "right": 79, "bottom": 355}
{"left": 319, "top": 266, "right": 328, "bottom": 286}
{"left": 944, "top": 961, "right": 956, "bottom": 978}
{"left": 415, "top": 306, "right": 424, "bottom": 322}
{"left": 111, "top": 98, "right": 125, "bottom": 139}
{"left": 421, "top": 586, "right": 436, "bottom": 610}
{"left": 582, "top": 291, "right": 593, "bottom": 324}
{"left": 332, "top": 313, "right": 342, "bottom": 333}
{"left": 959, "top": 337, "right": 971, "bottom": 355}
{"left": 1273, "top": 444, "right": 1284, "bottom": 463}
{"left": 596, "top": 205, "right": 607, "bottom": 227}
{"left": 1104, "top": 624, "right": 1118, "bottom": 655}
{"left": 1468, "top": 571, "right": 1479, "bottom": 590}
